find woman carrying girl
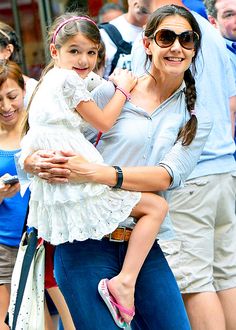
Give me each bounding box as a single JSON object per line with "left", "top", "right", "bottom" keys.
{"left": 19, "top": 12, "right": 169, "bottom": 327}
{"left": 24, "top": 5, "right": 212, "bottom": 329}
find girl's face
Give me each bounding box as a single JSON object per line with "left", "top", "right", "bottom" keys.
{"left": 145, "top": 15, "right": 196, "bottom": 79}
{"left": 0, "top": 78, "right": 25, "bottom": 128}
{"left": 50, "top": 33, "right": 99, "bottom": 79}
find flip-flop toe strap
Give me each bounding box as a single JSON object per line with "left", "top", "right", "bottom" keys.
{"left": 110, "top": 298, "right": 135, "bottom": 317}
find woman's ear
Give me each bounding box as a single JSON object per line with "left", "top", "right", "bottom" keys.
{"left": 3, "top": 44, "right": 14, "bottom": 59}
{"left": 143, "top": 36, "right": 152, "bottom": 55}
{"left": 50, "top": 43, "right": 58, "bottom": 59}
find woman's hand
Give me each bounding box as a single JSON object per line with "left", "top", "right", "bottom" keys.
{"left": 109, "top": 68, "right": 137, "bottom": 93}
{"left": 24, "top": 150, "right": 90, "bottom": 184}
{"left": 0, "top": 175, "right": 20, "bottom": 203}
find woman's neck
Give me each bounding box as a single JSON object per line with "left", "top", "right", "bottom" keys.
{"left": 140, "top": 72, "right": 184, "bottom": 103}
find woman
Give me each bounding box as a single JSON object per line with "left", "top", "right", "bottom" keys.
{"left": 24, "top": 5, "right": 212, "bottom": 329}
{"left": 0, "top": 60, "right": 30, "bottom": 330}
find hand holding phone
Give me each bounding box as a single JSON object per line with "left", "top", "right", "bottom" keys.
{"left": 2, "top": 175, "right": 19, "bottom": 186}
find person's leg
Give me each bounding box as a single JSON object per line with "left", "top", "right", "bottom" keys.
{"left": 166, "top": 174, "right": 227, "bottom": 330}
{"left": 214, "top": 172, "right": 236, "bottom": 330}
{"left": 0, "top": 244, "right": 18, "bottom": 330}
{"left": 54, "top": 239, "right": 126, "bottom": 330}
{"left": 47, "top": 286, "right": 75, "bottom": 330}
{"left": 132, "top": 242, "right": 191, "bottom": 329}
{"left": 107, "top": 193, "right": 168, "bottom": 323}
{"left": 183, "top": 292, "right": 226, "bottom": 330}
{"left": 44, "top": 242, "right": 75, "bottom": 329}
{"left": 217, "top": 288, "right": 236, "bottom": 330}
{"left": 0, "top": 284, "right": 10, "bottom": 330}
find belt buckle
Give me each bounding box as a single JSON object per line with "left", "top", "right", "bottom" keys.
{"left": 109, "top": 226, "right": 126, "bottom": 242}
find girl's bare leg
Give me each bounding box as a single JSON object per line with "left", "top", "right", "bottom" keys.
{"left": 107, "top": 192, "right": 168, "bottom": 323}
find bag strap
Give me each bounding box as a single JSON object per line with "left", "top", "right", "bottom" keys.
{"left": 99, "top": 23, "right": 132, "bottom": 75}
{"left": 11, "top": 227, "right": 38, "bottom": 330}
{"left": 94, "top": 131, "right": 103, "bottom": 147}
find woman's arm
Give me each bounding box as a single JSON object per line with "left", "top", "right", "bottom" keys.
{"left": 24, "top": 152, "right": 172, "bottom": 192}
{"left": 0, "top": 178, "right": 20, "bottom": 204}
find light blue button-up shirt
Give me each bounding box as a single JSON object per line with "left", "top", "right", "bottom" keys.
{"left": 131, "top": 11, "right": 236, "bottom": 180}
{"left": 86, "top": 80, "right": 212, "bottom": 240}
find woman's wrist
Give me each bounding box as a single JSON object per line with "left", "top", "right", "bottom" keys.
{"left": 112, "top": 166, "right": 123, "bottom": 188}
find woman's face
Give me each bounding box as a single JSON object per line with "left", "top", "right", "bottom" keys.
{"left": 146, "top": 15, "right": 196, "bottom": 78}
{"left": 0, "top": 78, "right": 25, "bottom": 128}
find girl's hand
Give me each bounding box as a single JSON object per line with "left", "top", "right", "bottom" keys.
{"left": 0, "top": 175, "right": 20, "bottom": 202}
{"left": 109, "top": 68, "right": 137, "bottom": 93}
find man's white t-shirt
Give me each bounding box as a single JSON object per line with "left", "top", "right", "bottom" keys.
{"left": 100, "top": 14, "right": 143, "bottom": 79}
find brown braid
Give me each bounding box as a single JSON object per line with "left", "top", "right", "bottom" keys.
{"left": 177, "top": 69, "right": 198, "bottom": 146}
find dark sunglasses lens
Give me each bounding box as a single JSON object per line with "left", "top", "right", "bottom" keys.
{"left": 179, "top": 31, "right": 196, "bottom": 49}
{"left": 155, "top": 30, "right": 176, "bottom": 47}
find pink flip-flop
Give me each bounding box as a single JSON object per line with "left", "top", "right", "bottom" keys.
{"left": 98, "top": 278, "right": 135, "bottom": 329}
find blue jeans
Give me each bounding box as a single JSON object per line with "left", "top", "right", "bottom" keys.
{"left": 54, "top": 239, "right": 190, "bottom": 330}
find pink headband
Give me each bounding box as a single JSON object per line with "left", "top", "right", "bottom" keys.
{"left": 51, "top": 16, "right": 98, "bottom": 44}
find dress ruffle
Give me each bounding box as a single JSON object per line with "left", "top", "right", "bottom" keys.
{"left": 28, "top": 181, "right": 141, "bottom": 245}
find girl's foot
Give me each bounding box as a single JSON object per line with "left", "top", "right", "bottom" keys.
{"left": 107, "top": 275, "right": 135, "bottom": 324}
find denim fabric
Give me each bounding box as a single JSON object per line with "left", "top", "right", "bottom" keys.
{"left": 54, "top": 239, "right": 190, "bottom": 330}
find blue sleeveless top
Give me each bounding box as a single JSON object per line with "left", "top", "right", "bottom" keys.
{"left": 0, "top": 149, "right": 30, "bottom": 246}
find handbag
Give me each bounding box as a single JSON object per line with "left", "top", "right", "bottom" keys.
{"left": 8, "top": 227, "right": 45, "bottom": 330}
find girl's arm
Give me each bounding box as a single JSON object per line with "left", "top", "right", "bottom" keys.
{"left": 76, "top": 69, "right": 137, "bottom": 132}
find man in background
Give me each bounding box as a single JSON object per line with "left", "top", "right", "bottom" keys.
{"left": 97, "top": 3, "right": 124, "bottom": 24}
{"left": 204, "top": 0, "right": 236, "bottom": 158}
{"left": 100, "top": 0, "right": 151, "bottom": 79}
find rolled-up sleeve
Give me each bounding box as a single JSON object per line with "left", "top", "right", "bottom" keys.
{"left": 159, "top": 111, "right": 213, "bottom": 190}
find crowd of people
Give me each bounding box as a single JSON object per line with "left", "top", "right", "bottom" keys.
{"left": 0, "top": 0, "right": 235, "bottom": 329}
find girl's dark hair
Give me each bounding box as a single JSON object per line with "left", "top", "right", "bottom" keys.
{"left": 0, "top": 22, "right": 22, "bottom": 64}
{"left": 0, "top": 59, "right": 24, "bottom": 90}
{"left": 144, "top": 5, "right": 202, "bottom": 145}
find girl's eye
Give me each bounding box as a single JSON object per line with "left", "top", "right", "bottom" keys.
{"left": 70, "top": 49, "right": 79, "bottom": 54}
{"left": 88, "top": 50, "right": 97, "bottom": 55}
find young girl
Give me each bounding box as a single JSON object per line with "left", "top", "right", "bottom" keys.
{"left": 19, "top": 13, "right": 168, "bottom": 327}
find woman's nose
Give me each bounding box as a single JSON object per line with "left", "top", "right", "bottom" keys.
{"left": 0, "top": 99, "right": 11, "bottom": 111}
{"left": 170, "top": 38, "right": 182, "bottom": 51}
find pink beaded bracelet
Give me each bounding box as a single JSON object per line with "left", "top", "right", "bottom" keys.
{"left": 115, "top": 86, "right": 131, "bottom": 101}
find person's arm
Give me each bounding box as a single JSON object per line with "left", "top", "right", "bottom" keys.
{"left": 76, "top": 69, "right": 137, "bottom": 132}
{"left": 0, "top": 177, "right": 20, "bottom": 204}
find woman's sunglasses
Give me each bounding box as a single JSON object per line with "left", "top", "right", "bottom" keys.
{"left": 152, "top": 29, "right": 199, "bottom": 50}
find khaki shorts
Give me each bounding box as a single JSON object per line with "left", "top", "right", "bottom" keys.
{"left": 161, "top": 172, "right": 236, "bottom": 293}
{"left": 0, "top": 244, "right": 18, "bottom": 284}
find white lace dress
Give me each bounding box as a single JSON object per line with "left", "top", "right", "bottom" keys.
{"left": 20, "top": 67, "right": 141, "bottom": 245}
